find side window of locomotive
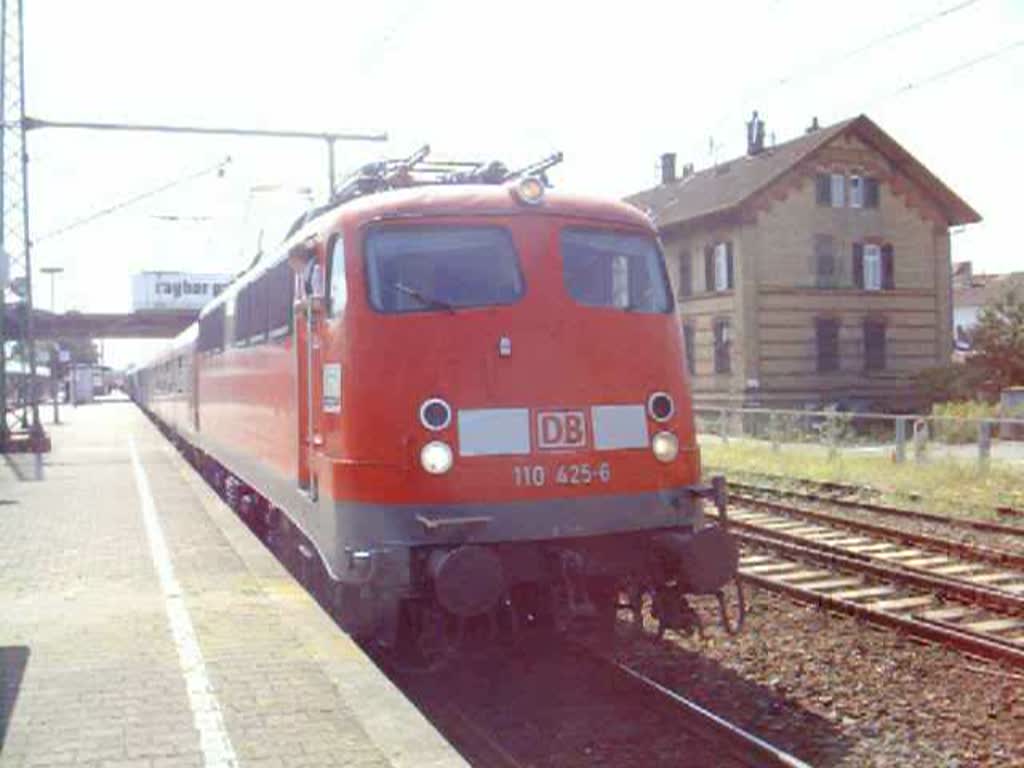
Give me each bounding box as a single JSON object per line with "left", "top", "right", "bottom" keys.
{"left": 267, "top": 260, "right": 294, "bottom": 339}
{"left": 328, "top": 236, "right": 347, "bottom": 317}
{"left": 365, "top": 226, "right": 523, "bottom": 313}
{"left": 198, "top": 304, "right": 226, "bottom": 355}
{"left": 560, "top": 228, "right": 673, "bottom": 313}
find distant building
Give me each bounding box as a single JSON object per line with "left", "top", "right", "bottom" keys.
{"left": 627, "top": 114, "right": 980, "bottom": 410}
{"left": 952, "top": 261, "right": 1024, "bottom": 351}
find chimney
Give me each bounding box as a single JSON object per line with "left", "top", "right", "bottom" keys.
{"left": 805, "top": 116, "right": 821, "bottom": 134}
{"left": 660, "top": 152, "right": 677, "bottom": 184}
{"left": 746, "top": 111, "right": 765, "bottom": 155}
{"left": 682, "top": 162, "right": 694, "bottom": 179}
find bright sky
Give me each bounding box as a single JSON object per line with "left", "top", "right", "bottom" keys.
{"left": 19, "top": 0, "right": 1024, "bottom": 368}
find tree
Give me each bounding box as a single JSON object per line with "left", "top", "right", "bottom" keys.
{"left": 970, "top": 288, "right": 1024, "bottom": 391}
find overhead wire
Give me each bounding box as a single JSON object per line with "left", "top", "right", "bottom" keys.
{"left": 686, "top": 0, "right": 989, "bottom": 169}
{"left": 34, "top": 156, "right": 231, "bottom": 244}
{"left": 863, "top": 38, "right": 1023, "bottom": 107}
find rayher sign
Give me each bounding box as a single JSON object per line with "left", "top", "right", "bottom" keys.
{"left": 132, "top": 271, "right": 233, "bottom": 312}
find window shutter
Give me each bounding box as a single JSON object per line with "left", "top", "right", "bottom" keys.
{"left": 881, "top": 244, "right": 894, "bottom": 289}
{"left": 864, "top": 319, "right": 887, "bottom": 370}
{"left": 679, "top": 251, "right": 692, "bottom": 297}
{"left": 704, "top": 246, "right": 714, "bottom": 292}
{"left": 852, "top": 243, "right": 864, "bottom": 289}
{"left": 815, "top": 319, "right": 826, "bottom": 371}
{"left": 865, "top": 178, "right": 880, "bottom": 208}
{"left": 814, "top": 235, "right": 835, "bottom": 287}
{"left": 726, "top": 242, "right": 735, "bottom": 289}
{"left": 683, "top": 324, "right": 695, "bottom": 374}
{"left": 815, "top": 173, "right": 830, "bottom": 206}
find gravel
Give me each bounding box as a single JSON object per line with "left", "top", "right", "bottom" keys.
{"left": 614, "top": 585, "right": 1024, "bottom": 767}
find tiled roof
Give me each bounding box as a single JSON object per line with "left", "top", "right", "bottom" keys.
{"left": 955, "top": 272, "right": 1024, "bottom": 308}
{"left": 627, "top": 114, "right": 980, "bottom": 228}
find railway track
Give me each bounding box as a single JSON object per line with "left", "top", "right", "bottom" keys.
{"left": 711, "top": 492, "right": 1024, "bottom": 667}
{"left": 729, "top": 478, "right": 1024, "bottom": 538}
{"left": 382, "top": 638, "right": 812, "bottom": 768}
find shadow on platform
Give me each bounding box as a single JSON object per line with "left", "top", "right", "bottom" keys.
{"left": 0, "top": 646, "right": 29, "bottom": 752}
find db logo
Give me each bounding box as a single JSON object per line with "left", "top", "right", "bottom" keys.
{"left": 536, "top": 410, "right": 587, "bottom": 450}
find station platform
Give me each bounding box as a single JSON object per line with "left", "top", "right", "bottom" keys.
{"left": 0, "top": 401, "right": 466, "bottom": 768}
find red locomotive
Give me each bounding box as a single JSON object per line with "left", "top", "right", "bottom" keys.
{"left": 132, "top": 149, "right": 740, "bottom": 658}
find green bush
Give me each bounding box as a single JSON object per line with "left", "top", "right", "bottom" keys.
{"left": 930, "top": 400, "right": 1024, "bottom": 443}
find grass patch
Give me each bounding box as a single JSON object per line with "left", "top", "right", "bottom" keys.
{"left": 700, "top": 438, "right": 1024, "bottom": 519}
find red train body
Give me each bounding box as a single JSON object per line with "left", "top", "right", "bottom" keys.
{"left": 133, "top": 177, "right": 738, "bottom": 649}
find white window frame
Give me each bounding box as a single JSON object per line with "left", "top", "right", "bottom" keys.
{"left": 329, "top": 236, "right": 347, "bottom": 317}
{"left": 830, "top": 173, "right": 845, "bottom": 208}
{"left": 863, "top": 244, "right": 882, "bottom": 291}
{"left": 713, "top": 242, "right": 729, "bottom": 291}
{"left": 849, "top": 175, "right": 863, "bottom": 208}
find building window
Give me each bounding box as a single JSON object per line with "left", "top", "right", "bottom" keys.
{"left": 829, "top": 173, "right": 845, "bottom": 208}
{"left": 678, "top": 250, "right": 692, "bottom": 298}
{"left": 683, "top": 324, "right": 696, "bottom": 374}
{"left": 864, "top": 319, "right": 886, "bottom": 371}
{"left": 817, "top": 172, "right": 879, "bottom": 208}
{"left": 713, "top": 318, "right": 731, "bottom": 374}
{"left": 815, "top": 317, "right": 840, "bottom": 372}
{"left": 704, "top": 242, "right": 734, "bottom": 292}
{"left": 853, "top": 242, "right": 894, "bottom": 290}
{"left": 864, "top": 178, "right": 880, "bottom": 208}
{"left": 863, "top": 244, "right": 882, "bottom": 290}
{"left": 849, "top": 175, "right": 863, "bottom": 208}
{"left": 814, "top": 234, "right": 836, "bottom": 288}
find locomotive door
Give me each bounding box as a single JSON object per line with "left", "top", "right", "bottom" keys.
{"left": 294, "top": 244, "right": 326, "bottom": 498}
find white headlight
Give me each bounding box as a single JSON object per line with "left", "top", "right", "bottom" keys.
{"left": 420, "top": 441, "right": 454, "bottom": 474}
{"left": 651, "top": 431, "right": 679, "bottom": 463}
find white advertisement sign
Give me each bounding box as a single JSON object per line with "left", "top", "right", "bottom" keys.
{"left": 132, "top": 271, "right": 233, "bottom": 312}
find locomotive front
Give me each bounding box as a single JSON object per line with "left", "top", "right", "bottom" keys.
{"left": 307, "top": 180, "right": 739, "bottom": 648}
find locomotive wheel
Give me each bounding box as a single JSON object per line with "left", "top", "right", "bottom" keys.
{"left": 394, "top": 601, "right": 454, "bottom": 673}
{"left": 622, "top": 587, "right": 665, "bottom": 640}
{"left": 586, "top": 576, "right": 620, "bottom": 635}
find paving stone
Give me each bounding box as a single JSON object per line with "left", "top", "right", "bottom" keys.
{"left": 1, "top": 405, "right": 464, "bottom": 768}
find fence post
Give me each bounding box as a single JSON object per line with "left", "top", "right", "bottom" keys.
{"left": 978, "top": 420, "right": 991, "bottom": 466}
{"left": 770, "top": 411, "right": 780, "bottom": 452}
{"left": 913, "top": 418, "right": 928, "bottom": 463}
{"left": 894, "top": 417, "right": 907, "bottom": 464}
{"left": 720, "top": 408, "right": 729, "bottom": 444}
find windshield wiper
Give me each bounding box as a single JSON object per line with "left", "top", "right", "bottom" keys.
{"left": 392, "top": 282, "right": 457, "bottom": 314}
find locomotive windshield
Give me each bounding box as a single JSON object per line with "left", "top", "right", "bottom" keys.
{"left": 561, "top": 228, "right": 672, "bottom": 313}
{"left": 366, "top": 225, "right": 524, "bottom": 313}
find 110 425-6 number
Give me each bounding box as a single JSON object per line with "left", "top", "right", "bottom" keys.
{"left": 513, "top": 463, "right": 611, "bottom": 487}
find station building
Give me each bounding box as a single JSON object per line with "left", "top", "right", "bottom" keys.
{"left": 627, "top": 114, "right": 980, "bottom": 410}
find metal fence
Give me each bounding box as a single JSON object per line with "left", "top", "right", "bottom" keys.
{"left": 694, "top": 406, "right": 1024, "bottom": 465}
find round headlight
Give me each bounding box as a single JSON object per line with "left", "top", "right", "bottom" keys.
{"left": 419, "top": 398, "right": 452, "bottom": 431}
{"left": 651, "top": 431, "right": 679, "bottom": 463}
{"left": 420, "top": 441, "right": 454, "bottom": 474}
{"left": 647, "top": 391, "right": 675, "bottom": 422}
{"left": 514, "top": 177, "right": 545, "bottom": 205}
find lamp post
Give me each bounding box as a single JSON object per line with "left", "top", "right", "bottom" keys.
{"left": 40, "top": 266, "right": 63, "bottom": 311}
{"left": 39, "top": 267, "right": 63, "bottom": 424}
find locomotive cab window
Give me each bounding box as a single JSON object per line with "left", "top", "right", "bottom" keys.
{"left": 560, "top": 228, "right": 672, "bottom": 313}
{"left": 366, "top": 225, "right": 523, "bottom": 313}
{"left": 327, "top": 235, "right": 347, "bottom": 317}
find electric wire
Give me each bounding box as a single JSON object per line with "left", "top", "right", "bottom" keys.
{"left": 686, "top": 0, "right": 989, "bottom": 170}
{"left": 863, "top": 38, "right": 1023, "bottom": 107}
{"left": 34, "top": 156, "right": 231, "bottom": 244}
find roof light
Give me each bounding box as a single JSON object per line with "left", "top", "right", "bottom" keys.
{"left": 513, "top": 177, "right": 545, "bottom": 205}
